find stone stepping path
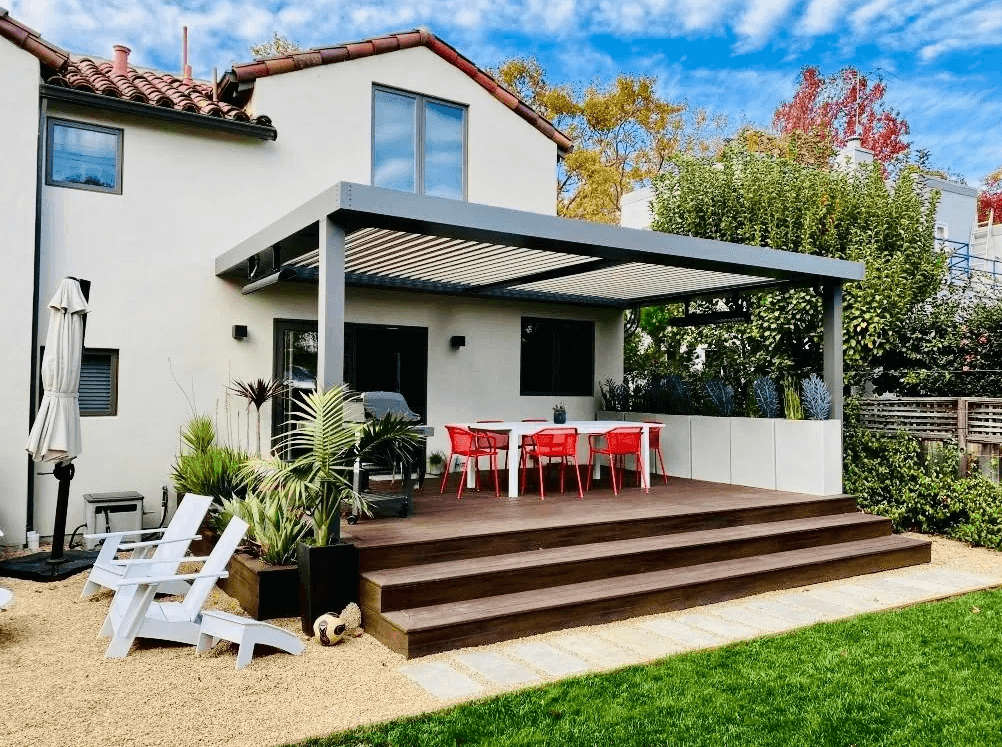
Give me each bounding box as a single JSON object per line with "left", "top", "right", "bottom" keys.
{"left": 398, "top": 564, "right": 1001, "bottom": 700}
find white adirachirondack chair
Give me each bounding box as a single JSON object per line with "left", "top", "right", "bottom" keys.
{"left": 100, "top": 517, "right": 305, "bottom": 669}
{"left": 82, "top": 493, "right": 213, "bottom": 599}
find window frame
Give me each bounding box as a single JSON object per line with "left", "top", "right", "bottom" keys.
{"left": 45, "top": 117, "right": 124, "bottom": 195}
{"left": 371, "top": 84, "right": 468, "bottom": 200}
{"left": 519, "top": 316, "right": 596, "bottom": 398}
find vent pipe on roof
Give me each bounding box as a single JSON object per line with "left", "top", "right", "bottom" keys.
{"left": 112, "top": 45, "right": 130, "bottom": 76}
{"left": 182, "top": 26, "right": 192, "bottom": 82}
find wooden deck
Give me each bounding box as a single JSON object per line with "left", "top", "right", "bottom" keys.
{"left": 346, "top": 474, "right": 931, "bottom": 658}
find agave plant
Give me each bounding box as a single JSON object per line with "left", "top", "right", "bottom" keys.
{"left": 172, "top": 416, "right": 247, "bottom": 501}
{"left": 704, "top": 379, "right": 735, "bottom": 416}
{"left": 229, "top": 377, "right": 287, "bottom": 457}
{"left": 752, "top": 376, "right": 780, "bottom": 418}
{"left": 666, "top": 375, "right": 690, "bottom": 415}
{"left": 240, "top": 386, "right": 420, "bottom": 546}
{"left": 801, "top": 374, "right": 833, "bottom": 420}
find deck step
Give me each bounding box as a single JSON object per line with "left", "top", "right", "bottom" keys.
{"left": 365, "top": 535, "right": 931, "bottom": 658}
{"left": 361, "top": 513, "right": 892, "bottom": 612}
{"left": 354, "top": 493, "right": 859, "bottom": 571}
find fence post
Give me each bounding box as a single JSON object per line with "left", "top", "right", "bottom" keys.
{"left": 958, "top": 397, "right": 969, "bottom": 477}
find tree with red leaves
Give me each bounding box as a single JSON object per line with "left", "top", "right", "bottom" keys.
{"left": 979, "top": 167, "right": 1002, "bottom": 224}
{"left": 773, "top": 67, "right": 910, "bottom": 168}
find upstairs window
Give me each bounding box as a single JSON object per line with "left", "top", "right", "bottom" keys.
{"left": 372, "top": 87, "right": 465, "bottom": 200}
{"left": 46, "top": 119, "right": 123, "bottom": 194}
{"left": 520, "top": 317, "right": 595, "bottom": 397}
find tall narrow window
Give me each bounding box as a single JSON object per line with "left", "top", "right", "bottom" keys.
{"left": 46, "top": 119, "right": 123, "bottom": 194}
{"left": 372, "top": 87, "right": 466, "bottom": 199}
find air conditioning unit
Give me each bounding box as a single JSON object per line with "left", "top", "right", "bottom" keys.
{"left": 83, "top": 491, "right": 144, "bottom": 549}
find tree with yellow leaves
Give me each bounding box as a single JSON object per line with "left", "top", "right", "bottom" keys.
{"left": 493, "top": 58, "right": 721, "bottom": 224}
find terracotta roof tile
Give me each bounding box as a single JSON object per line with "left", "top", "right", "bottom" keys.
{"left": 0, "top": 9, "right": 69, "bottom": 71}
{"left": 225, "top": 28, "right": 573, "bottom": 153}
{"left": 46, "top": 57, "right": 270, "bottom": 125}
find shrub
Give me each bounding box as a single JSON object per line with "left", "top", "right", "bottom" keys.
{"left": 704, "top": 379, "right": 735, "bottom": 416}
{"left": 752, "top": 376, "right": 780, "bottom": 418}
{"left": 801, "top": 374, "right": 832, "bottom": 420}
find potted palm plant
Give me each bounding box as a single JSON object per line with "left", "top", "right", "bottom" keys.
{"left": 241, "top": 386, "right": 420, "bottom": 635}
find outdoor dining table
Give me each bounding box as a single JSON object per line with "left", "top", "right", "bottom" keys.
{"left": 457, "top": 420, "right": 657, "bottom": 498}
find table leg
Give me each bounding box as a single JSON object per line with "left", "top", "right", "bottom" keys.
{"left": 466, "top": 457, "right": 476, "bottom": 489}
{"left": 641, "top": 428, "right": 650, "bottom": 487}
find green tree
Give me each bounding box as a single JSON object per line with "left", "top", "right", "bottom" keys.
{"left": 493, "top": 58, "right": 722, "bottom": 224}
{"left": 641, "top": 147, "right": 943, "bottom": 396}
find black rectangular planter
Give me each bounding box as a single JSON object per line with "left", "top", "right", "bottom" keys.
{"left": 298, "top": 542, "right": 360, "bottom": 636}
{"left": 218, "top": 552, "right": 299, "bottom": 620}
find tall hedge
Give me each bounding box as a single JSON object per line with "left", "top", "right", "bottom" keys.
{"left": 642, "top": 149, "right": 943, "bottom": 389}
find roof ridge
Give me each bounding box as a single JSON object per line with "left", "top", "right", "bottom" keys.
{"left": 0, "top": 6, "right": 69, "bottom": 70}
{"left": 224, "top": 28, "right": 572, "bottom": 153}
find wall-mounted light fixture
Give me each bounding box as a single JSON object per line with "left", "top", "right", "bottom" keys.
{"left": 449, "top": 335, "right": 466, "bottom": 350}
{"left": 232, "top": 324, "right": 248, "bottom": 340}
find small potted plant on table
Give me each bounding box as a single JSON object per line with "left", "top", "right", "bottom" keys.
{"left": 553, "top": 402, "right": 567, "bottom": 424}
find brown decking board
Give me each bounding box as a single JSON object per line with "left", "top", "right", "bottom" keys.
{"left": 360, "top": 513, "right": 892, "bottom": 612}
{"left": 346, "top": 478, "right": 931, "bottom": 658}
{"left": 370, "top": 536, "right": 930, "bottom": 658}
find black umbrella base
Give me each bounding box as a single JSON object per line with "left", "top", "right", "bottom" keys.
{"left": 0, "top": 550, "right": 99, "bottom": 581}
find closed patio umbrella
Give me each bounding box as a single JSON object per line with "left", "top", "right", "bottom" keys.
{"left": 12, "top": 277, "right": 94, "bottom": 578}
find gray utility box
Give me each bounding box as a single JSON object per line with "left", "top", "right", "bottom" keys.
{"left": 84, "top": 491, "right": 144, "bottom": 549}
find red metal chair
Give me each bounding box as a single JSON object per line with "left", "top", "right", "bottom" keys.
{"left": 644, "top": 421, "right": 669, "bottom": 485}
{"left": 517, "top": 419, "right": 549, "bottom": 472}
{"left": 520, "top": 428, "right": 583, "bottom": 500}
{"left": 474, "top": 420, "right": 509, "bottom": 470}
{"left": 587, "top": 427, "right": 649, "bottom": 495}
{"left": 440, "top": 425, "right": 500, "bottom": 500}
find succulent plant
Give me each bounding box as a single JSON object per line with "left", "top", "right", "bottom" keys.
{"left": 704, "top": 378, "right": 735, "bottom": 416}
{"left": 666, "top": 374, "right": 690, "bottom": 414}
{"left": 801, "top": 374, "right": 832, "bottom": 420}
{"left": 752, "top": 376, "right": 780, "bottom": 418}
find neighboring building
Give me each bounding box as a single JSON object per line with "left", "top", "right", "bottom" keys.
{"left": 0, "top": 12, "right": 618, "bottom": 544}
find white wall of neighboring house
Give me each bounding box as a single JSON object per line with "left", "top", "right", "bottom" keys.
{"left": 0, "top": 41, "right": 41, "bottom": 543}
{"left": 619, "top": 186, "right": 655, "bottom": 231}
{"left": 925, "top": 175, "right": 978, "bottom": 247}
{"left": 6, "top": 45, "right": 621, "bottom": 544}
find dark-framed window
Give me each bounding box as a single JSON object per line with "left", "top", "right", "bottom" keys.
{"left": 372, "top": 85, "right": 466, "bottom": 200}
{"left": 46, "top": 118, "right": 123, "bottom": 194}
{"left": 520, "top": 317, "right": 595, "bottom": 397}
{"left": 40, "top": 347, "right": 119, "bottom": 416}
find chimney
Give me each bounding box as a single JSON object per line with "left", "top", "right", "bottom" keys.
{"left": 112, "top": 45, "right": 130, "bottom": 76}
{"left": 182, "top": 26, "right": 192, "bottom": 82}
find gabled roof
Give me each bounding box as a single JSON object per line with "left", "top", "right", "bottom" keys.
{"left": 220, "top": 28, "right": 573, "bottom": 154}
{"left": 0, "top": 8, "right": 68, "bottom": 70}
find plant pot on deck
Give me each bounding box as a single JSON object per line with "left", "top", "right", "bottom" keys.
{"left": 298, "top": 541, "right": 360, "bottom": 636}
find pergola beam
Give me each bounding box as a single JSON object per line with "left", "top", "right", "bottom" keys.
{"left": 471, "top": 259, "right": 624, "bottom": 293}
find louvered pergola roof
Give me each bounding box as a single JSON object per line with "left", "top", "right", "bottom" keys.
{"left": 215, "top": 182, "right": 864, "bottom": 308}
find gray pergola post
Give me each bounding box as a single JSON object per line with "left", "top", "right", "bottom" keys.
{"left": 317, "top": 217, "right": 345, "bottom": 390}
{"left": 822, "top": 281, "right": 844, "bottom": 421}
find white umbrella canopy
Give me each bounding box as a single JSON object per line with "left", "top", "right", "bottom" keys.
{"left": 26, "top": 278, "right": 89, "bottom": 464}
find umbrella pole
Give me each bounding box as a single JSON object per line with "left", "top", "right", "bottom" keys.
{"left": 48, "top": 460, "right": 74, "bottom": 564}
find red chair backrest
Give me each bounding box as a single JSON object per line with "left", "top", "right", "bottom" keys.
{"left": 445, "top": 424, "right": 481, "bottom": 454}
{"left": 531, "top": 428, "right": 578, "bottom": 457}
{"left": 474, "top": 421, "right": 508, "bottom": 449}
{"left": 643, "top": 421, "right": 663, "bottom": 439}
{"left": 604, "top": 427, "right": 643, "bottom": 454}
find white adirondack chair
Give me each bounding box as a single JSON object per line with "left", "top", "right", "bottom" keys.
{"left": 100, "top": 516, "right": 247, "bottom": 659}
{"left": 100, "top": 517, "right": 305, "bottom": 668}
{"left": 81, "top": 493, "right": 213, "bottom": 599}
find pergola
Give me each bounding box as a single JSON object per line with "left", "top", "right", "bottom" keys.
{"left": 215, "top": 182, "right": 864, "bottom": 418}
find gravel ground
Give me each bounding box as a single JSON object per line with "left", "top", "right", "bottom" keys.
{"left": 2, "top": 533, "right": 1001, "bottom": 747}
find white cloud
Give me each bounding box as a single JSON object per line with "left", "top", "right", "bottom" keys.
{"left": 734, "top": 0, "right": 800, "bottom": 51}
{"left": 799, "top": 0, "right": 855, "bottom": 36}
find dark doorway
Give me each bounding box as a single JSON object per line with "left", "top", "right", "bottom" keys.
{"left": 272, "top": 320, "right": 429, "bottom": 443}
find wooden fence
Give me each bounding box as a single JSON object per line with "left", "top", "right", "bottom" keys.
{"left": 858, "top": 397, "right": 1002, "bottom": 477}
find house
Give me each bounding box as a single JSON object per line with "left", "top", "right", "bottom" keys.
{"left": 0, "top": 9, "right": 859, "bottom": 548}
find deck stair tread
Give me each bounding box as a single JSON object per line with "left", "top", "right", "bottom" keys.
{"left": 379, "top": 535, "right": 929, "bottom": 633}
{"left": 348, "top": 492, "right": 858, "bottom": 549}
{"left": 363, "top": 513, "right": 889, "bottom": 587}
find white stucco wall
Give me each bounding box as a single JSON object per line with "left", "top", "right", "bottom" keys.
{"left": 926, "top": 176, "right": 977, "bottom": 245}
{"left": 0, "top": 42, "right": 41, "bottom": 544}
{"left": 620, "top": 186, "right": 654, "bottom": 230}
{"left": 13, "top": 47, "right": 622, "bottom": 542}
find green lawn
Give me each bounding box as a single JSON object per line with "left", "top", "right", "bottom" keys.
{"left": 292, "top": 590, "right": 1002, "bottom": 747}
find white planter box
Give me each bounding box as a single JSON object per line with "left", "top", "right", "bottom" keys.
{"left": 775, "top": 419, "right": 842, "bottom": 495}
{"left": 729, "top": 418, "right": 777, "bottom": 490}
{"left": 690, "top": 416, "right": 731, "bottom": 483}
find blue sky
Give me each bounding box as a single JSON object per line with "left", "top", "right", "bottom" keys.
{"left": 10, "top": 0, "right": 1002, "bottom": 184}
